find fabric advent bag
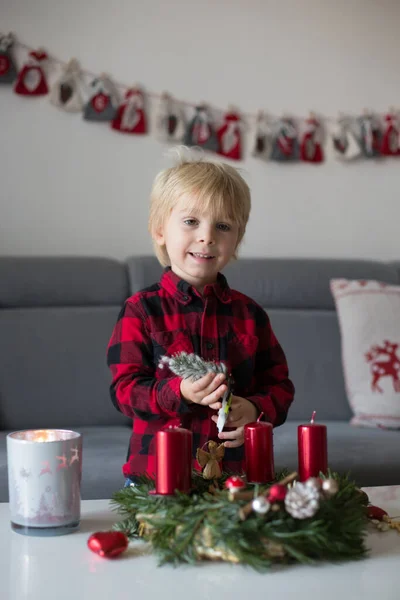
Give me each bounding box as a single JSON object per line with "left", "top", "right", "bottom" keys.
{"left": 331, "top": 278, "right": 400, "bottom": 429}
{"left": 156, "top": 93, "right": 185, "bottom": 143}
{"left": 83, "top": 75, "right": 119, "bottom": 122}
{"left": 14, "top": 49, "right": 48, "bottom": 96}
{"left": 111, "top": 87, "right": 147, "bottom": 134}
{"left": 49, "top": 58, "right": 83, "bottom": 112}
{"left": 0, "top": 32, "right": 18, "bottom": 84}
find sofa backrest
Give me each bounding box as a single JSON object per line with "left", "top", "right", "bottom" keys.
{"left": 0, "top": 257, "right": 128, "bottom": 308}
{"left": 0, "top": 257, "right": 130, "bottom": 430}
{"left": 126, "top": 256, "right": 400, "bottom": 422}
{"left": 2, "top": 255, "right": 399, "bottom": 430}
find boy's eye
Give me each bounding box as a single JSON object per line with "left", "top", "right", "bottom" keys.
{"left": 217, "top": 223, "right": 231, "bottom": 232}
{"left": 183, "top": 219, "right": 198, "bottom": 226}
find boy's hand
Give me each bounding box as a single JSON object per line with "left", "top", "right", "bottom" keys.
{"left": 180, "top": 372, "right": 227, "bottom": 409}
{"left": 211, "top": 395, "right": 258, "bottom": 448}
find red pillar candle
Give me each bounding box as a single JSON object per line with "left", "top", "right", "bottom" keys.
{"left": 298, "top": 411, "right": 328, "bottom": 482}
{"left": 244, "top": 414, "right": 275, "bottom": 483}
{"left": 155, "top": 427, "right": 192, "bottom": 495}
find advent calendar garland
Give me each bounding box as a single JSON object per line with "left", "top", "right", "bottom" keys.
{"left": 3, "top": 32, "right": 400, "bottom": 163}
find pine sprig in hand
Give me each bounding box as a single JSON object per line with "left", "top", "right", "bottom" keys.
{"left": 159, "top": 352, "right": 233, "bottom": 432}
{"left": 159, "top": 352, "right": 227, "bottom": 380}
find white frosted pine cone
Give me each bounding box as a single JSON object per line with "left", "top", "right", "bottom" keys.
{"left": 284, "top": 482, "right": 320, "bottom": 519}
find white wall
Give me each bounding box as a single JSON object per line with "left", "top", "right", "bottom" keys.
{"left": 2, "top": 0, "right": 400, "bottom": 261}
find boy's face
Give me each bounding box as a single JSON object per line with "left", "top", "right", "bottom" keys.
{"left": 154, "top": 195, "right": 239, "bottom": 292}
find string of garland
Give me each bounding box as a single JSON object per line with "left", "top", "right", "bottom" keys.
{"left": 3, "top": 33, "right": 400, "bottom": 162}
{"left": 111, "top": 469, "right": 369, "bottom": 571}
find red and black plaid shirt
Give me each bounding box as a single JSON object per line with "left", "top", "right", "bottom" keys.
{"left": 107, "top": 268, "right": 294, "bottom": 479}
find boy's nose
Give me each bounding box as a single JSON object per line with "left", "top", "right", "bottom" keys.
{"left": 197, "top": 229, "right": 215, "bottom": 245}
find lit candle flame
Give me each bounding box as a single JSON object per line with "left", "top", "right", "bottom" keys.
{"left": 32, "top": 430, "right": 50, "bottom": 442}
{"left": 29, "top": 430, "right": 60, "bottom": 442}
{"left": 11, "top": 429, "right": 79, "bottom": 443}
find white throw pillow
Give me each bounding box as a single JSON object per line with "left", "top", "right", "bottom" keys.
{"left": 330, "top": 278, "right": 400, "bottom": 429}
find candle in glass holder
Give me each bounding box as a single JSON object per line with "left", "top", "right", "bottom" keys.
{"left": 6, "top": 429, "right": 82, "bottom": 536}
{"left": 298, "top": 411, "right": 328, "bottom": 481}
{"left": 244, "top": 414, "right": 275, "bottom": 483}
{"left": 155, "top": 427, "right": 192, "bottom": 495}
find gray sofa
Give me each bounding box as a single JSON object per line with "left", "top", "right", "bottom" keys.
{"left": 1, "top": 256, "right": 399, "bottom": 502}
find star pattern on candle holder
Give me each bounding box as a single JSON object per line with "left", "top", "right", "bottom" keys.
{"left": 20, "top": 467, "right": 31, "bottom": 480}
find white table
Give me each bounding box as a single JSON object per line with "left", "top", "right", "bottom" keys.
{"left": 1, "top": 486, "right": 400, "bottom": 600}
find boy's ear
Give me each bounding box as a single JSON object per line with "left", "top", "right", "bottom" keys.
{"left": 153, "top": 227, "right": 165, "bottom": 246}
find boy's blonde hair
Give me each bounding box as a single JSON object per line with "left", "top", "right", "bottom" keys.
{"left": 148, "top": 149, "right": 251, "bottom": 266}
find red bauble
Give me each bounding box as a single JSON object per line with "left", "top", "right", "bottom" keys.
{"left": 267, "top": 483, "right": 287, "bottom": 502}
{"left": 367, "top": 505, "right": 388, "bottom": 521}
{"left": 87, "top": 531, "right": 129, "bottom": 558}
{"left": 225, "top": 475, "right": 246, "bottom": 491}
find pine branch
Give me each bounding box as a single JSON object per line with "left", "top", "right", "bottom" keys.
{"left": 159, "top": 352, "right": 227, "bottom": 381}
{"left": 159, "top": 351, "right": 232, "bottom": 431}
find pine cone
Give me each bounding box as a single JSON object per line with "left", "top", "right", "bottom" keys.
{"left": 284, "top": 481, "right": 320, "bottom": 519}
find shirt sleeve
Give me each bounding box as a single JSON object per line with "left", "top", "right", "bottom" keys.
{"left": 245, "top": 305, "right": 295, "bottom": 426}
{"left": 107, "top": 298, "right": 190, "bottom": 420}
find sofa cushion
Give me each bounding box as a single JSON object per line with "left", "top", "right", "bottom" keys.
{"left": 75, "top": 426, "right": 132, "bottom": 500}
{"left": 0, "top": 257, "right": 129, "bottom": 307}
{"left": 0, "top": 307, "right": 129, "bottom": 429}
{"left": 331, "top": 278, "right": 400, "bottom": 429}
{"left": 126, "top": 255, "right": 163, "bottom": 295}
{"left": 268, "top": 308, "right": 351, "bottom": 421}
{"left": 224, "top": 258, "right": 400, "bottom": 309}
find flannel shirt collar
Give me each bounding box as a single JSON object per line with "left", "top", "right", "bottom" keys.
{"left": 161, "top": 267, "right": 232, "bottom": 305}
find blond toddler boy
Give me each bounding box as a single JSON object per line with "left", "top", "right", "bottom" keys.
{"left": 107, "top": 152, "right": 294, "bottom": 480}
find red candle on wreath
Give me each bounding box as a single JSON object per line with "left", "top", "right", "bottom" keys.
{"left": 155, "top": 427, "right": 192, "bottom": 495}
{"left": 244, "top": 413, "right": 275, "bottom": 483}
{"left": 298, "top": 411, "right": 328, "bottom": 481}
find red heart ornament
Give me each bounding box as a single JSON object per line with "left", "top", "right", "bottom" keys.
{"left": 87, "top": 531, "right": 128, "bottom": 558}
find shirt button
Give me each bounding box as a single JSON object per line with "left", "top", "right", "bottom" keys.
{"left": 206, "top": 342, "right": 214, "bottom": 350}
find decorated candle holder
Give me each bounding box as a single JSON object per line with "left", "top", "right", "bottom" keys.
{"left": 6, "top": 429, "right": 82, "bottom": 536}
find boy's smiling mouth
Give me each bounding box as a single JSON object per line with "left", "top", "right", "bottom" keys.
{"left": 189, "top": 252, "right": 216, "bottom": 260}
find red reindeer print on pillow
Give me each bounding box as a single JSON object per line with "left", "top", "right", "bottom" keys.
{"left": 365, "top": 341, "right": 400, "bottom": 393}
